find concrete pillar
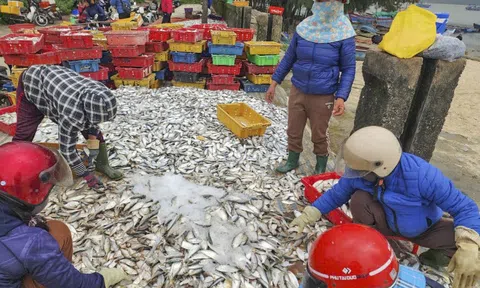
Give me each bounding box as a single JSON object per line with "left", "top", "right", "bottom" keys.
{"left": 212, "top": 0, "right": 225, "bottom": 17}
{"left": 271, "top": 14, "right": 283, "bottom": 43}
{"left": 225, "top": 3, "right": 242, "bottom": 28}
{"left": 242, "top": 6, "right": 252, "bottom": 28}
{"left": 256, "top": 13, "right": 268, "bottom": 41}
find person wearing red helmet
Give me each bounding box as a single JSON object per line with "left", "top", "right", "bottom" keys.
{"left": 291, "top": 126, "right": 480, "bottom": 288}
{"left": 0, "top": 142, "right": 127, "bottom": 288}
{"left": 299, "top": 224, "right": 428, "bottom": 288}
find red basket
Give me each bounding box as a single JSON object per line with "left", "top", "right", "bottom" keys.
{"left": 244, "top": 62, "right": 277, "bottom": 74}
{"left": 172, "top": 28, "right": 204, "bottom": 43}
{"left": 117, "top": 66, "right": 153, "bottom": 80}
{"left": 0, "top": 105, "right": 16, "bottom": 136}
{"left": 109, "top": 45, "right": 145, "bottom": 57}
{"left": 211, "top": 74, "right": 235, "bottom": 84}
{"left": 137, "top": 27, "right": 171, "bottom": 42}
{"left": 112, "top": 54, "right": 154, "bottom": 68}
{"left": 268, "top": 6, "right": 285, "bottom": 16}
{"left": 104, "top": 31, "right": 149, "bottom": 46}
{"left": 98, "top": 27, "right": 112, "bottom": 32}
{"left": 57, "top": 46, "right": 102, "bottom": 61}
{"left": 168, "top": 58, "right": 205, "bottom": 73}
{"left": 80, "top": 66, "right": 109, "bottom": 81}
{"left": 8, "top": 24, "right": 36, "bottom": 33}
{"left": 60, "top": 31, "right": 94, "bottom": 49}
{"left": 229, "top": 28, "right": 255, "bottom": 42}
{"left": 207, "top": 60, "right": 242, "bottom": 75}
{"left": 100, "top": 62, "right": 116, "bottom": 73}
{"left": 0, "top": 34, "right": 45, "bottom": 55}
{"left": 146, "top": 41, "right": 169, "bottom": 53}
{"left": 207, "top": 80, "right": 240, "bottom": 91}
{"left": 38, "top": 26, "right": 84, "bottom": 44}
{"left": 4, "top": 50, "right": 60, "bottom": 66}
{"left": 190, "top": 24, "right": 227, "bottom": 40}
{"left": 39, "top": 1, "right": 50, "bottom": 8}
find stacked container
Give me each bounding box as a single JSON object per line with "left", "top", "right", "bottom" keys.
{"left": 105, "top": 31, "right": 157, "bottom": 89}
{"left": 138, "top": 26, "right": 172, "bottom": 85}
{"left": 168, "top": 28, "right": 207, "bottom": 89}
{"left": 242, "top": 41, "right": 281, "bottom": 93}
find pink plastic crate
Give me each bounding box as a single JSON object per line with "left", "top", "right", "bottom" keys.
{"left": 0, "top": 34, "right": 45, "bottom": 55}
{"left": 104, "top": 31, "right": 149, "bottom": 46}
{"left": 229, "top": 28, "right": 255, "bottom": 42}
{"left": 137, "top": 27, "right": 171, "bottom": 42}
{"left": 60, "top": 31, "right": 94, "bottom": 49}
{"left": 108, "top": 45, "right": 145, "bottom": 57}
{"left": 172, "top": 28, "right": 204, "bottom": 43}
{"left": 190, "top": 24, "right": 227, "bottom": 40}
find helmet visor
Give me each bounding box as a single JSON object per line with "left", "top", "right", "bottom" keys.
{"left": 38, "top": 147, "right": 74, "bottom": 187}
{"left": 300, "top": 266, "right": 328, "bottom": 288}
{"left": 334, "top": 140, "right": 375, "bottom": 179}
{"left": 390, "top": 265, "right": 426, "bottom": 288}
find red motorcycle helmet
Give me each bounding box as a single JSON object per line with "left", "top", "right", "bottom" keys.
{"left": 0, "top": 142, "right": 73, "bottom": 207}
{"left": 307, "top": 224, "right": 399, "bottom": 288}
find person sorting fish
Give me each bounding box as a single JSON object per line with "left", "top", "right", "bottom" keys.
{"left": 0, "top": 141, "right": 127, "bottom": 288}
{"left": 266, "top": 0, "right": 356, "bottom": 175}
{"left": 291, "top": 126, "right": 480, "bottom": 288}
{"left": 12, "top": 65, "right": 123, "bottom": 189}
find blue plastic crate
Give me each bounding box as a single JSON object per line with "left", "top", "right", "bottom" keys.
{"left": 435, "top": 12, "right": 449, "bottom": 34}
{"left": 156, "top": 68, "right": 167, "bottom": 80}
{"left": 241, "top": 79, "right": 269, "bottom": 93}
{"left": 170, "top": 52, "right": 202, "bottom": 64}
{"left": 2, "top": 82, "right": 15, "bottom": 92}
{"left": 208, "top": 42, "right": 244, "bottom": 56}
{"left": 100, "top": 51, "right": 112, "bottom": 64}
{"left": 63, "top": 59, "right": 100, "bottom": 73}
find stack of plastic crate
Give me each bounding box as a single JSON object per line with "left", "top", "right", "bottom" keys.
{"left": 168, "top": 28, "right": 208, "bottom": 89}
{"left": 242, "top": 41, "right": 281, "bottom": 93}
{"left": 137, "top": 26, "right": 172, "bottom": 83}
{"left": 206, "top": 30, "right": 243, "bottom": 91}
{"left": 105, "top": 31, "right": 157, "bottom": 89}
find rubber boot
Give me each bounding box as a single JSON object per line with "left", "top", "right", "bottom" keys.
{"left": 418, "top": 249, "right": 451, "bottom": 270}
{"left": 95, "top": 143, "right": 124, "bottom": 180}
{"left": 314, "top": 155, "right": 328, "bottom": 175}
{"left": 276, "top": 151, "right": 300, "bottom": 173}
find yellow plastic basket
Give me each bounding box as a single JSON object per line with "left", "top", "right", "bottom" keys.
{"left": 232, "top": 1, "right": 249, "bottom": 7}
{"left": 172, "top": 79, "right": 206, "bottom": 89}
{"left": 7, "top": 91, "right": 16, "bottom": 105}
{"left": 211, "top": 31, "right": 237, "bottom": 45}
{"left": 111, "top": 15, "right": 143, "bottom": 30}
{"left": 247, "top": 74, "right": 272, "bottom": 85}
{"left": 155, "top": 50, "right": 169, "bottom": 61}
{"left": 8, "top": 1, "right": 23, "bottom": 7}
{"left": 153, "top": 23, "right": 184, "bottom": 29}
{"left": 59, "top": 21, "right": 73, "bottom": 26}
{"left": 111, "top": 73, "right": 156, "bottom": 88}
{"left": 151, "top": 79, "right": 162, "bottom": 89}
{"left": 9, "top": 66, "right": 26, "bottom": 88}
{"left": 168, "top": 40, "right": 207, "bottom": 53}
{"left": 152, "top": 60, "right": 166, "bottom": 72}
{"left": 217, "top": 103, "right": 271, "bottom": 138}
{"left": 245, "top": 41, "right": 282, "bottom": 55}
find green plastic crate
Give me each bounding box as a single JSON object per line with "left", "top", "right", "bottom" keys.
{"left": 212, "top": 54, "right": 236, "bottom": 66}
{"left": 246, "top": 53, "right": 280, "bottom": 66}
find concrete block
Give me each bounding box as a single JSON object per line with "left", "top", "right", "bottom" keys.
{"left": 225, "top": 3, "right": 242, "bottom": 28}
{"left": 242, "top": 6, "right": 251, "bottom": 28}
{"left": 271, "top": 15, "right": 283, "bottom": 43}
{"left": 256, "top": 13, "right": 268, "bottom": 41}
{"left": 212, "top": 0, "right": 225, "bottom": 17}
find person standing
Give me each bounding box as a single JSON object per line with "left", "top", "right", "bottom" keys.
{"left": 266, "top": 0, "right": 356, "bottom": 175}
{"left": 161, "top": 0, "right": 173, "bottom": 23}
{"left": 110, "top": 0, "right": 131, "bottom": 19}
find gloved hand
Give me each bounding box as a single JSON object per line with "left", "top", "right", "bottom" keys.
{"left": 99, "top": 268, "right": 127, "bottom": 288}
{"left": 289, "top": 206, "right": 322, "bottom": 233}
{"left": 83, "top": 172, "right": 104, "bottom": 189}
{"left": 86, "top": 139, "right": 100, "bottom": 172}
{"left": 447, "top": 226, "right": 480, "bottom": 288}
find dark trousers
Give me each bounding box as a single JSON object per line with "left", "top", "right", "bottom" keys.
{"left": 119, "top": 12, "right": 130, "bottom": 19}
{"left": 162, "top": 13, "right": 171, "bottom": 23}
{"left": 350, "top": 190, "right": 457, "bottom": 257}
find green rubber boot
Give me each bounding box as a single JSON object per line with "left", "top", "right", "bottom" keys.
{"left": 276, "top": 151, "right": 300, "bottom": 173}
{"left": 315, "top": 155, "right": 328, "bottom": 175}
{"left": 418, "top": 249, "right": 451, "bottom": 270}
{"left": 95, "top": 143, "right": 124, "bottom": 180}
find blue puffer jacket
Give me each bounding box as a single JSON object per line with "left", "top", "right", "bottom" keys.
{"left": 272, "top": 32, "right": 356, "bottom": 100}
{"left": 0, "top": 203, "right": 105, "bottom": 288}
{"left": 313, "top": 153, "right": 480, "bottom": 238}
{"left": 110, "top": 0, "right": 130, "bottom": 14}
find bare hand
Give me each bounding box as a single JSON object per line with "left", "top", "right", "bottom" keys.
{"left": 333, "top": 98, "right": 345, "bottom": 116}
{"left": 265, "top": 85, "right": 275, "bottom": 103}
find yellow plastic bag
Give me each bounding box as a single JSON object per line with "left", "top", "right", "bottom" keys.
{"left": 379, "top": 5, "right": 437, "bottom": 59}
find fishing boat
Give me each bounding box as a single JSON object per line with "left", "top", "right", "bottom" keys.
{"left": 416, "top": 3, "right": 431, "bottom": 8}
{"left": 466, "top": 4, "right": 480, "bottom": 11}
{"left": 349, "top": 13, "right": 375, "bottom": 25}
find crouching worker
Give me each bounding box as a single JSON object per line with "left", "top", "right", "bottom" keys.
{"left": 13, "top": 65, "right": 123, "bottom": 190}
{"left": 300, "top": 224, "right": 430, "bottom": 288}
{"left": 291, "top": 126, "right": 480, "bottom": 288}
{"left": 0, "top": 142, "right": 127, "bottom": 288}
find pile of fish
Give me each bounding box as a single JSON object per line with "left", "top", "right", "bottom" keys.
{"left": 35, "top": 86, "right": 452, "bottom": 287}
{"left": 0, "top": 112, "right": 16, "bottom": 124}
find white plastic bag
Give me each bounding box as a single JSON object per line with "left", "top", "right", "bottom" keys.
{"left": 423, "top": 35, "right": 466, "bottom": 62}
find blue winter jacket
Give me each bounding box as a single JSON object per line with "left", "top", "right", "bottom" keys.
{"left": 0, "top": 203, "right": 105, "bottom": 288}
{"left": 271, "top": 32, "right": 356, "bottom": 100}
{"left": 313, "top": 153, "right": 480, "bottom": 238}
{"left": 110, "top": 0, "right": 130, "bottom": 14}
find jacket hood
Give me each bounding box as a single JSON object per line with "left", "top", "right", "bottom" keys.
{"left": 0, "top": 202, "right": 24, "bottom": 237}
{"left": 84, "top": 88, "right": 117, "bottom": 124}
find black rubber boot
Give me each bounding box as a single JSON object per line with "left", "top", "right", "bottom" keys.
{"left": 314, "top": 155, "right": 328, "bottom": 175}
{"left": 95, "top": 143, "right": 124, "bottom": 180}
{"left": 419, "top": 249, "right": 451, "bottom": 270}
{"left": 276, "top": 151, "right": 300, "bottom": 173}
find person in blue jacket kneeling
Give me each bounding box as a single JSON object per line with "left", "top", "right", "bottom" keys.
{"left": 291, "top": 126, "right": 480, "bottom": 288}
{"left": 266, "top": 0, "right": 356, "bottom": 175}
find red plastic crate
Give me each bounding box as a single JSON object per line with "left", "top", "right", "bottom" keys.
{"left": 112, "top": 54, "right": 155, "bottom": 68}
{"left": 207, "top": 80, "right": 240, "bottom": 91}
{"left": 244, "top": 62, "right": 277, "bottom": 74}
{"left": 60, "top": 31, "right": 94, "bottom": 49}
{"left": 137, "top": 27, "right": 171, "bottom": 42}
{"left": 80, "top": 66, "right": 109, "bottom": 81}
{"left": 104, "top": 31, "right": 149, "bottom": 46}
{"left": 98, "top": 27, "right": 112, "bottom": 32}
{"left": 211, "top": 74, "right": 235, "bottom": 84}
{"left": 207, "top": 60, "right": 242, "bottom": 75}
{"left": 190, "top": 24, "right": 227, "bottom": 40}
{"left": 0, "top": 105, "right": 16, "bottom": 136}
{"left": 146, "top": 41, "right": 169, "bottom": 53}
{"left": 268, "top": 6, "right": 285, "bottom": 16}
{"left": 8, "top": 24, "right": 36, "bottom": 33}
{"left": 168, "top": 58, "right": 205, "bottom": 73}
{"left": 57, "top": 46, "right": 102, "bottom": 61}
{"left": 38, "top": 26, "right": 84, "bottom": 44}
{"left": 0, "top": 34, "right": 45, "bottom": 55}
{"left": 109, "top": 45, "right": 145, "bottom": 57}
{"left": 4, "top": 50, "right": 60, "bottom": 66}
{"left": 172, "top": 28, "right": 204, "bottom": 43}
{"left": 117, "top": 66, "right": 153, "bottom": 80}
{"left": 229, "top": 28, "right": 255, "bottom": 42}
